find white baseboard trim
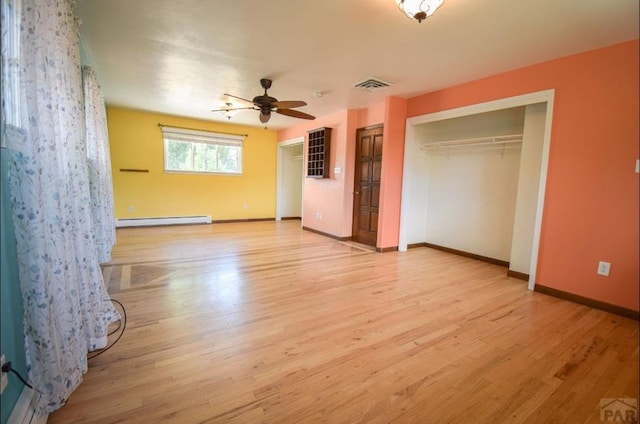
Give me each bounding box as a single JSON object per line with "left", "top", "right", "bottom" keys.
{"left": 8, "top": 387, "right": 48, "bottom": 424}
{"left": 116, "top": 215, "right": 212, "bottom": 228}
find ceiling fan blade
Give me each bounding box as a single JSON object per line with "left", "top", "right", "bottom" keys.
{"left": 272, "top": 100, "right": 307, "bottom": 109}
{"left": 276, "top": 109, "right": 316, "bottom": 120}
{"left": 210, "top": 106, "right": 255, "bottom": 112}
{"left": 224, "top": 93, "right": 256, "bottom": 106}
{"left": 259, "top": 112, "right": 271, "bottom": 123}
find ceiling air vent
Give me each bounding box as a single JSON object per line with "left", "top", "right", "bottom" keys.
{"left": 353, "top": 77, "right": 392, "bottom": 91}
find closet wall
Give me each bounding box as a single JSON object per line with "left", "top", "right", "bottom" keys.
{"left": 509, "top": 103, "right": 547, "bottom": 274}
{"left": 401, "top": 103, "right": 548, "bottom": 277}
{"left": 420, "top": 107, "right": 526, "bottom": 262}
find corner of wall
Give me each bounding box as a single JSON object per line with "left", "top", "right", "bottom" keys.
{"left": 1, "top": 149, "right": 28, "bottom": 424}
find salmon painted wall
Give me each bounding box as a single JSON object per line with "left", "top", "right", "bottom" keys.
{"left": 107, "top": 106, "right": 278, "bottom": 220}
{"left": 278, "top": 104, "right": 386, "bottom": 238}
{"left": 378, "top": 97, "right": 407, "bottom": 248}
{"left": 406, "top": 40, "right": 639, "bottom": 311}
{"left": 278, "top": 110, "right": 353, "bottom": 236}
{"left": 357, "top": 102, "right": 385, "bottom": 128}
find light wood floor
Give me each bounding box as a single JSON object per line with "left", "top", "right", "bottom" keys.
{"left": 48, "top": 221, "right": 639, "bottom": 423}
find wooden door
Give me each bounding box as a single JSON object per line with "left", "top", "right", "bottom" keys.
{"left": 352, "top": 126, "right": 383, "bottom": 246}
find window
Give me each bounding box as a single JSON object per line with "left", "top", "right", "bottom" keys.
{"left": 1, "top": 0, "right": 22, "bottom": 142}
{"left": 161, "top": 126, "right": 244, "bottom": 175}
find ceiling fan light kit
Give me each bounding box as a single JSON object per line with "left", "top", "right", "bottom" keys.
{"left": 212, "top": 78, "right": 316, "bottom": 124}
{"left": 396, "top": 0, "right": 444, "bottom": 23}
{"left": 220, "top": 102, "right": 236, "bottom": 120}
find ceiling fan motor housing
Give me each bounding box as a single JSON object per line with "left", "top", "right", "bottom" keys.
{"left": 253, "top": 95, "right": 278, "bottom": 109}
{"left": 217, "top": 78, "right": 315, "bottom": 122}
{"left": 254, "top": 78, "right": 277, "bottom": 110}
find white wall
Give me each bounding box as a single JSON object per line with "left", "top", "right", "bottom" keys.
{"left": 400, "top": 125, "right": 430, "bottom": 245}
{"left": 420, "top": 107, "right": 526, "bottom": 141}
{"left": 509, "top": 103, "right": 546, "bottom": 274}
{"left": 280, "top": 143, "right": 303, "bottom": 218}
{"left": 424, "top": 150, "right": 521, "bottom": 261}
{"left": 402, "top": 107, "right": 526, "bottom": 260}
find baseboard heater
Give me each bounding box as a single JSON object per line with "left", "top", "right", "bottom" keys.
{"left": 116, "top": 215, "right": 212, "bottom": 228}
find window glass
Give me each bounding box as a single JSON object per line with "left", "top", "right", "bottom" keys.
{"left": 161, "top": 126, "right": 244, "bottom": 175}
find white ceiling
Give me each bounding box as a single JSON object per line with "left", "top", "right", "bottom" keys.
{"left": 75, "top": 0, "right": 639, "bottom": 130}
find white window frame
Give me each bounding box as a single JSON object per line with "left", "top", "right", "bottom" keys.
{"left": 161, "top": 126, "right": 244, "bottom": 175}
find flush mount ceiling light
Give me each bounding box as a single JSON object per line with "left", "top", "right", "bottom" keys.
{"left": 396, "top": 0, "right": 444, "bottom": 23}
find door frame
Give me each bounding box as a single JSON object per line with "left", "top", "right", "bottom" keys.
{"left": 398, "top": 89, "right": 555, "bottom": 291}
{"left": 276, "top": 136, "right": 305, "bottom": 223}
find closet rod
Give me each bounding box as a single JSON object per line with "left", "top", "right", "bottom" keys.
{"left": 420, "top": 133, "right": 523, "bottom": 150}
{"left": 421, "top": 138, "right": 522, "bottom": 151}
{"left": 424, "top": 145, "right": 522, "bottom": 155}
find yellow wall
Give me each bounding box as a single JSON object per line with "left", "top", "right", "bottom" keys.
{"left": 107, "top": 106, "right": 277, "bottom": 220}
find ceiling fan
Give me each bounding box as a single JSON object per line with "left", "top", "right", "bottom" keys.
{"left": 213, "top": 78, "right": 316, "bottom": 124}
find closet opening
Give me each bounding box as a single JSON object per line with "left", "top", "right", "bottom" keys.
{"left": 398, "top": 90, "right": 554, "bottom": 290}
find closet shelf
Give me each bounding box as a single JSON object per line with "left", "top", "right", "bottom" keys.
{"left": 420, "top": 134, "right": 523, "bottom": 155}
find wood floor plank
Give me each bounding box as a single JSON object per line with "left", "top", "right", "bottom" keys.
{"left": 47, "top": 221, "right": 639, "bottom": 423}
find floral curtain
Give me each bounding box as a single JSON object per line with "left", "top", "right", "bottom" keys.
{"left": 1, "top": 0, "right": 119, "bottom": 414}
{"left": 83, "top": 66, "right": 116, "bottom": 264}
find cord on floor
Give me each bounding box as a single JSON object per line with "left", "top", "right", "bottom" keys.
{"left": 88, "top": 298, "right": 127, "bottom": 360}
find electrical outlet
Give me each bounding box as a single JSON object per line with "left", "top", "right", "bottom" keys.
{"left": 597, "top": 261, "right": 611, "bottom": 277}
{"left": 1, "top": 354, "right": 7, "bottom": 394}
{"left": 128, "top": 206, "right": 134, "bottom": 212}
